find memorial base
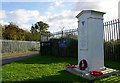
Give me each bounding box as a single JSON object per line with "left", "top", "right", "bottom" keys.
{"left": 65, "top": 66, "right": 120, "bottom": 80}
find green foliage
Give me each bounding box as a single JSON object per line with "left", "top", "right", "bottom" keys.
{"left": 2, "top": 56, "right": 120, "bottom": 82}
{"left": 31, "top": 21, "right": 50, "bottom": 41}
{"left": 3, "top": 23, "right": 19, "bottom": 40}
{"left": 104, "top": 40, "right": 120, "bottom": 61}
{"left": 2, "top": 22, "right": 26, "bottom": 40}
{"left": 0, "top": 24, "right": 4, "bottom": 39}
{"left": 1, "top": 21, "right": 50, "bottom": 41}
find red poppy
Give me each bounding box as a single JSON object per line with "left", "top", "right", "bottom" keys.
{"left": 90, "top": 70, "right": 103, "bottom": 76}
{"left": 66, "top": 64, "right": 77, "bottom": 68}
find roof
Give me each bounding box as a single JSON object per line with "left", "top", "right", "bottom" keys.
{"left": 76, "top": 10, "right": 106, "bottom": 18}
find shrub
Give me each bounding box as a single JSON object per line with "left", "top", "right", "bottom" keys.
{"left": 104, "top": 40, "right": 120, "bottom": 61}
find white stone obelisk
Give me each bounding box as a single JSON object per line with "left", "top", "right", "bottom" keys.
{"left": 76, "top": 10, "right": 105, "bottom": 71}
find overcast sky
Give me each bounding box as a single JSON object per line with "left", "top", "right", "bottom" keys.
{"left": 0, "top": 0, "right": 120, "bottom": 32}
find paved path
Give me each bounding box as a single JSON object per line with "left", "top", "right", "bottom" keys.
{"left": 2, "top": 51, "right": 39, "bottom": 65}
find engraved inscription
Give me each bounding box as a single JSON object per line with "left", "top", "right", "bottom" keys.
{"left": 79, "top": 21, "right": 87, "bottom": 50}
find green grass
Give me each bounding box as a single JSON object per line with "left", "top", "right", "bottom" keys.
{"left": 2, "top": 56, "right": 120, "bottom": 82}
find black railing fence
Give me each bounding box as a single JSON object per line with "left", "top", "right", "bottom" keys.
{"left": 104, "top": 19, "right": 120, "bottom": 41}
{"left": 41, "top": 19, "right": 120, "bottom": 61}
{"left": 104, "top": 19, "right": 120, "bottom": 61}
{"left": 50, "top": 28, "right": 78, "bottom": 39}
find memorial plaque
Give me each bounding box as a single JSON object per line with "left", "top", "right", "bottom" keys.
{"left": 79, "top": 21, "right": 88, "bottom": 50}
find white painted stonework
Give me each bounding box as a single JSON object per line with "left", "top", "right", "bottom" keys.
{"left": 76, "top": 10, "right": 105, "bottom": 71}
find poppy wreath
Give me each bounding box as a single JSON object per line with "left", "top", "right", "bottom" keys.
{"left": 79, "top": 59, "right": 88, "bottom": 70}
{"left": 90, "top": 70, "right": 103, "bottom": 76}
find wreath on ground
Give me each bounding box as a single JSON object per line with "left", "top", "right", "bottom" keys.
{"left": 90, "top": 70, "right": 103, "bottom": 76}
{"left": 79, "top": 59, "right": 88, "bottom": 70}
{"left": 66, "top": 64, "right": 77, "bottom": 68}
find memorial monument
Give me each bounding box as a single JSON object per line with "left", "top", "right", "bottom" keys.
{"left": 77, "top": 10, "right": 105, "bottom": 71}
{"left": 65, "top": 10, "right": 119, "bottom": 80}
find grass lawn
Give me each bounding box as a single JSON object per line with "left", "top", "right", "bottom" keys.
{"left": 2, "top": 56, "right": 120, "bottom": 82}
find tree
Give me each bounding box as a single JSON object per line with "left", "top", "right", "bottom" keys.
{"left": 31, "top": 21, "right": 49, "bottom": 33}
{"left": 2, "top": 21, "right": 51, "bottom": 41}
{"left": 31, "top": 21, "right": 50, "bottom": 41}
{"left": 16, "top": 29, "right": 25, "bottom": 40}
{"left": 24, "top": 31, "right": 33, "bottom": 41}
{"left": 3, "top": 23, "right": 17, "bottom": 40}
{"left": 3, "top": 22, "right": 25, "bottom": 40}
{"left": 0, "top": 24, "right": 4, "bottom": 39}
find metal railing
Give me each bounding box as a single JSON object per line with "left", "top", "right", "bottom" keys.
{"left": 41, "top": 19, "right": 120, "bottom": 61}
{"left": 104, "top": 19, "right": 120, "bottom": 61}
{"left": 104, "top": 19, "right": 120, "bottom": 41}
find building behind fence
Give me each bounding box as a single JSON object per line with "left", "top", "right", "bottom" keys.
{"left": 1, "top": 40, "right": 40, "bottom": 54}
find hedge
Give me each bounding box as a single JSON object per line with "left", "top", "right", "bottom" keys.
{"left": 104, "top": 40, "right": 120, "bottom": 61}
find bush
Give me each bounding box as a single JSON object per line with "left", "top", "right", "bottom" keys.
{"left": 104, "top": 40, "right": 120, "bottom": 61}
